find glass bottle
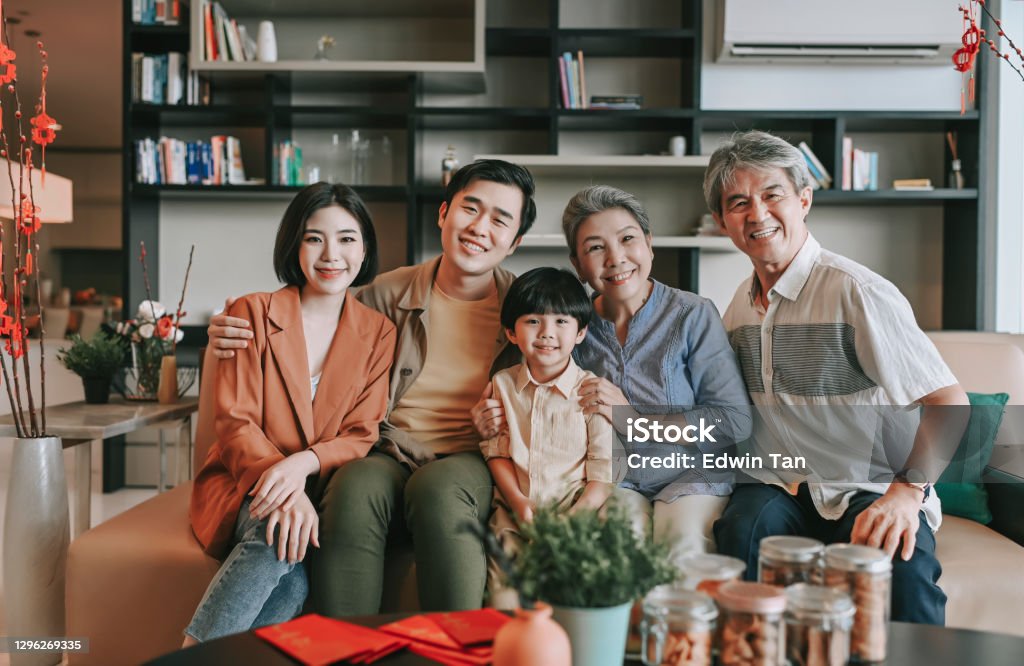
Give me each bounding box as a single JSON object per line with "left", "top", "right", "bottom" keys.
{"left": 823, "top": 544, "right": 891, "bottom": 664}
{"left": 677, "top": 553, "right": 746, "bottom": 597}
{"left": 715, "top": 581, "right": 786, "bottom": 666}
{"left": 759, "top": 535, "right": 825, "bottom": 587}
{"left": 640, "top": 587, "right": 717, "bottom": 666}
{"left": 441, "top": 145, "right": 459, "bottom": 187}
{"left": 784, "top": 583, "right": 855, "bottom": 666}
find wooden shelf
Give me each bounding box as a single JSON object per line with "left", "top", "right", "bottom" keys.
{"left": 813, "top": 188, "right": 978, "bottom": 205}
{"left": 474, "top": 154, "right": 710, "bottom": 176}
{"left": 520, "top": 233, "right": 737, "bottom": 252}
{"left": 132, "top": 184, "right": 408, "bottom": 202}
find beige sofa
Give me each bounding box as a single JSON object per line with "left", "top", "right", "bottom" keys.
{"left": 65, "top": 335, "right": 1024, "bottom": 664}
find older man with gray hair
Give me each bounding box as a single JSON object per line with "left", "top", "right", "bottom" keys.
{"left": 706, "top": 130, "right": 968, "bottom": 625}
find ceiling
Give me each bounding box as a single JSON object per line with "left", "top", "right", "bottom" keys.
{"left": 4, "top": 0, "right": 121, "bottom": 150}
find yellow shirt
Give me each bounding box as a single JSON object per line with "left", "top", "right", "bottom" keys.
{"left": 389, "top": 285, "right": 500, "bottom": 455}
{"left": 480, "top": 359, "right": 614, "bottom": 504}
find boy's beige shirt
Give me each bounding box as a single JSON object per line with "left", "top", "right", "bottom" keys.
{"left": 480, "top": 358, "right": 614, "bottom": 504}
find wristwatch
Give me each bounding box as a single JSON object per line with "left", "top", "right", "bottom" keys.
{"left": 895, "top": 467, "right": 931, "bottom": 502}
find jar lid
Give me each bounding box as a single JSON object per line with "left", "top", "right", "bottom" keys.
{"left": 643, "top": 586, "right": 718, "bottom": 623}
{"left": 824, "top": 543, "right": 892, "bottom": 573}
{"left": 679, "top": 553, "right": 747, "bottom": 583}
{"left": 759, "top": 535, "right": 825, "bottom": 563}
{"left": 716, "top": 581, "right": 787, "bottom": 614}
{"left": 784, "top": 583, "right": 856, "bottom": 621}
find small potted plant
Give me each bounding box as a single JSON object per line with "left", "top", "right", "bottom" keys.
{"left": 494, "top": 501, "right": 678, "bottom": 666}
{"left": 57, "top": 333, "right": 127, "bottom": 404}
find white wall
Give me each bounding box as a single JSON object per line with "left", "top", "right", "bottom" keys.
{"left": 994, "top": 1, "right": 1024, "bottom": 333}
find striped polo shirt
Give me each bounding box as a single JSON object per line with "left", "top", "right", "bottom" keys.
{"left": 722, "top": 235, "right": 956, "bottom": 530}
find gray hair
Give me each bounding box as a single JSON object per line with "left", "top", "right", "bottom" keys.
{"left": 703, "top": 130, "right": 813, "bottom": 216}
{"left": 562, "top": 185, "right": 652, "bottom": 257}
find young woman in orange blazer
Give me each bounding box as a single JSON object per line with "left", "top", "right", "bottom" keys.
{"left": 184, "top": 183, "right": 396, "bottom": 644}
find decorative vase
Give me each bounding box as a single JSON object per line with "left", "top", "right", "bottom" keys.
{"left": 82, "top": 377, "right": 112, "bottom": 404}
{"left": 257, "top": 21, "right": 278, "bottom": 63}
{"left": 158, "top": 355, "right": 178, "bottom": 404}
{"left": 3, "top": 437, "right": 69, "bottom": 666}
{"left": 493, "top": 602, "right": 571, "bottom": 666}
{"left": 128, "top": 340, "right": 165, "bottom": 400}
{"left": 551, "top": 601, "right": 632, "bottom": 666}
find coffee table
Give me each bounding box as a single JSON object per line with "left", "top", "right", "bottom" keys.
{"left": 144, "top": 615, "right": 1024, "bottom": 665}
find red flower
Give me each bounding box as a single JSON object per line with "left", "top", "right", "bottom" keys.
{"left": 156, "top": 316, "right": 173, "bottom": 340}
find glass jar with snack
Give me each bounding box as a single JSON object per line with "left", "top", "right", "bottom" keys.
{"left": 640, "top": 587, "right": 717, "bottom": 666}
{"left": 784, "top": 583, "right": 856, "bottom": 666}
{"left": 759, "top": 535, "right": 824, "bottom": 587}
{"left": 715, "top": 581, "right": 787, "bottom": 666}
{"left": 823, "top": 544, "right": 891, "bottom": 664}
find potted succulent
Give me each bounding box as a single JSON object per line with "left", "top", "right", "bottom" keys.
{"left": 57, "top": 333, "right": 127, "bottom": 404}
{"left": 489, "top": 501, "right": 678, "bottom": 666}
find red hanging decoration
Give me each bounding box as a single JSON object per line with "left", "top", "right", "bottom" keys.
{"left": 18, "top": 199, "right": 41, "bottom": 235}
{"left": 0, "top": 43, "right": 15, "bottom": 85}
{"left": 5, "top": 322, "right": 25, "bottom": 359}
{"left": 30, "top": 45, "right": 58, "bottom": 184}
{"left": 24, "top": 250, "right": 32, "bottom": 276}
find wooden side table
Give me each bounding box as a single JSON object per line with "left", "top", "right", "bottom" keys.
{"left": 0, "top": 396, "right": 199, "bottom": 537}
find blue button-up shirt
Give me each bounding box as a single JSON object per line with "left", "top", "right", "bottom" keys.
{"left": 574, "top": 280, "right": 752, "bottom": 502}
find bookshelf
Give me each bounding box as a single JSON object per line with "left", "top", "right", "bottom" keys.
{"left": 123, "top": 0, "right": 990, "bottom": 334}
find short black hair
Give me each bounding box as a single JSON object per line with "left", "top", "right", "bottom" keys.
{"left": 501, "top": 267, "right": 593, "bottom": 331}
{"left": 443, "top": 159, "right": 537, "bottom": 239}
{"left": 273, "top": 182, "right": 379, "bottom": 288}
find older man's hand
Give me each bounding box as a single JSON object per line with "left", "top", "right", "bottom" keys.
{"left": 850, "top": 484, "right": 924, "bottom": 561}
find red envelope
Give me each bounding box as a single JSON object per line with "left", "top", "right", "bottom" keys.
{"left": 428, "top": 608, "right": 510, "bottom": 646}
{"left": 255, "top": 614, "right": 405, "bottom": 666}
{"left": 407, "top": 642, "right": 494, "bottom": 666}
{"left": 379, "top": 615, "right": 462, "bottom": 650}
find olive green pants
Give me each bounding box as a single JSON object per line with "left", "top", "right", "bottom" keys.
{"left": 311, "top": 450, "right": 493, "bottom": 616}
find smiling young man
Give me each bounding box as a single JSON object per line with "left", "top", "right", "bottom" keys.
{"left": 705, "top": 131, "right": 969, "bottom": 625}
{"left": 207, "top": 159, "right": 536, "bottom": 615}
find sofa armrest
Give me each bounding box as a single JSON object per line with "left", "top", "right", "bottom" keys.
{"left": 983, "top": 465, "right": 1024, "bottom": 547}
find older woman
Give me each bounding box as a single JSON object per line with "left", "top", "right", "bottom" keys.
{"left": 477, "top": 185, "right": 751, "bottom": 560}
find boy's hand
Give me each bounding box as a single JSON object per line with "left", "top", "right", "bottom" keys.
{"left": 472, "top": 383, "right": 506, "bottom": 439}
{"left": 208, "top": 296, "right": 253, "bottom": 359}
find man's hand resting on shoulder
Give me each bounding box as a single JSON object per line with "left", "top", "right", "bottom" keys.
{"left": 208, "top": 296, "right": 254, "bottom": 359}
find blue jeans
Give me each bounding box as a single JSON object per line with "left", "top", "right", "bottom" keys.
{"left": 714, "top": 482, "right": 946, "bottom": 625}
{"left": 185, "top": 498, "right": 309, "bottom": 641}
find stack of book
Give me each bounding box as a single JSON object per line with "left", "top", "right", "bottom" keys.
{"left": 131, "top": 52, "right": 209, "bottom": 106}
{"left": 589, "top": 95, "right": 642, "bottom": 110}
{"left": 558, "top": 51, "right": 588, "bottom": 109}
{"left": 893, "top": 178, "right": 934, "bottom": 191}
{"left": 841, "top": 137, "right": 879, "bottom": 191}
{"left": 201, "top": 1, "right": 258, "bottom": 62}
{"left": 131, "top": 0, "right": 182, "bottom": 26}
{"left": 135, "top": 136, "right": 248, "bottom": 185}
{"left": 276, "top": 141, "right": 305, "bottom": 186}
{"left": 796, "top": 142, "right": 832, "bottom": 190}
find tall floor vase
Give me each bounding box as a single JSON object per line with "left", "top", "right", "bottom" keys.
{"left": 3, "top": 437, "right": 69, "bottom": 666}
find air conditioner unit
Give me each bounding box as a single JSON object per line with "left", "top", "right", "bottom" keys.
{"left": 716, "top": 0, "right": 961, "bottom": 65}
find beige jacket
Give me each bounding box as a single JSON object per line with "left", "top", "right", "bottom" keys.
{"left": 356, "top": 255, "right": 521, "bottom": 469}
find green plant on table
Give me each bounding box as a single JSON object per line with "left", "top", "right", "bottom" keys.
{"left": 56, "top": 333, "right": 126, "bottom": 380}
{"left": 512, "top": 501, "right": 678, "bottom": 609}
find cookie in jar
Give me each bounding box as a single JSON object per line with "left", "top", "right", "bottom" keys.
{"left": 823, "top": 544, "right": 891, "bottom": 664}
{"left": 640, "top": 587, "right": 717, "bottom": 666}
{"left": 715, "top": 581, "right": 787, "bottom": 666}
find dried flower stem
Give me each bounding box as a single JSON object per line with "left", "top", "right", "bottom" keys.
{"left": 139, "top": 241, "right": 158, "bottom": 322}
{"left": 172, "top": 245, "right": 195, "bottom": 354}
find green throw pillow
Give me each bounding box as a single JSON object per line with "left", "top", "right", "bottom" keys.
{"left": 934, "top": 391, "right": 1009, "bottom": 524}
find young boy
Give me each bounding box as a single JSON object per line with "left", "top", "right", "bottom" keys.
{"left": 480, "top": 267, "right": 614, "bottom": 601}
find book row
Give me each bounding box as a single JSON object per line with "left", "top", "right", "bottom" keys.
{"left": 131, "top": 52, "right": 210, "bottom": 106}
{"left": 201, "top": 1, "right": 258, "bottom": 62}
{"left": 131, "top": 0, "right": 182, "bottom": 26}
{"left": 134, "top": 136, "right": 251, "bottom": 186}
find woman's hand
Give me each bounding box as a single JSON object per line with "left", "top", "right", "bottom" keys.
{"left": 578, "top": 377, "right": 636, "bottom": 432}
{"left": 471, "top": 383, "right": 506, "bottom": 439}
{"left": 249, "top": 450, "right": 321, "bottom": 520}
{"left": 265, "top": 493, "right": 320, "bottom": 564}
{"left": 208, "top": 296, "right": 254, "bottom": 359}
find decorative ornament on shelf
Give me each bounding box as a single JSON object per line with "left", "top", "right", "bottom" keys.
{"left": 313, "top": 34, "right": 335, "bottom": 61}
{"left": 956, "top": 1, "right": 1024, "bottom": 114}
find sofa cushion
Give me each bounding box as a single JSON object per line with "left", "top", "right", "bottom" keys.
{"left": 936, "top": 515, "right": 1024, "bottom": 637}
{"left": 934, "top": 392, "right": 1008, "bottom": 524}
{"left": 66, "top": 483, "right": 220, "bottom": 665}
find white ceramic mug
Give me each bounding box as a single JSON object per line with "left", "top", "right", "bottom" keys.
{"left": 257, "top": 21, "right": 278, "bottom": 63}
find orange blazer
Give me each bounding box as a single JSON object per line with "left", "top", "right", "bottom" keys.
{"left": 190, "top": 285, "right": 396, "bottom": 558}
